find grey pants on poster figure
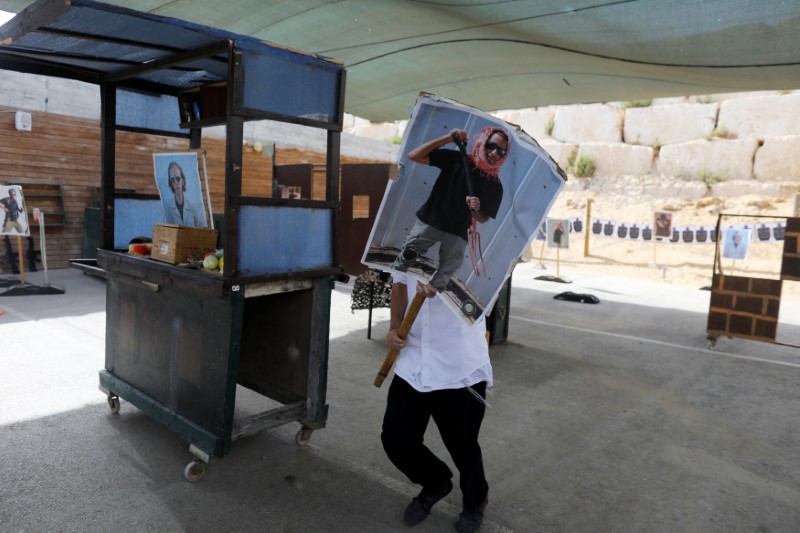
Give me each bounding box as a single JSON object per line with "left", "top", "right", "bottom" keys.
{"left": 391, "top": 219, "right": 467, "bottom": 291}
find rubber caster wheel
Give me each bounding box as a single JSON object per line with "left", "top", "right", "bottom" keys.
{"left": 183, "top": 460, "right": 206, "bottom": 482}
{"left": 706, "top": 335, "right": 717, "bottom": 350}
{"left": 108, "top": 395, "right": 120, "bottom": 414}
{"left": 461, "top": 300, "right": 478, "bottom": 317}
{"left": 295, "top": 427, "right": 313, "bottom": 446}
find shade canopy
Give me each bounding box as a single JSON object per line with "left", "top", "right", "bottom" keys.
{"left": 1, "top": 0, "right": 798, "bottom": 122}
{"left": 0, "top": 0, "right": 345, "bottom": 134}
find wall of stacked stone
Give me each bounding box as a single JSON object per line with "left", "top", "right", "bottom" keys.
{"left": 347, "top": 91, "right": 800, "bottom": 198}
{"left": 499, "top": 92, "right": 800, "bottom": 197}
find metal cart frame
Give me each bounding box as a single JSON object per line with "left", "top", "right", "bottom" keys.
{"left": 0, "top": 0, "right": 346, "bottom": 480}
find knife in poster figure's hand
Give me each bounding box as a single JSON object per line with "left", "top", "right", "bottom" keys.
{"left": 453, "top": 133, "right": 485, "bottom": 276}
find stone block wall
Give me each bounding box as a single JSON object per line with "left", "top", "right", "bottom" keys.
{"left": 341, "top": 90, "right": 800, "bottom": 193}
{"left": 524, "top": 93, "right": 800, "bottom": 189}
{"left": 657, "top": 139, "right": 759, "bottom": 180}
{"left": 551, "top": 104, "right": 623, "bottom": 144}
{"left": 577, "top": 142, "right": 653, "bottom": 177}
{"left": 717, "top": 93, "right": 800, "bottom": 139}
{"left": 508, "top": 91, "right": 799, "bottom": 192}
{"left": 623, "top": 103, "right": 717, "bottom": 145}
{"left": 753, "top": 137, "right": 800, "bottom": 182}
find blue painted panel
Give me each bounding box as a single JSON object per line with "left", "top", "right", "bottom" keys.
{"left": 238, "top": 206, "right": 332, "bottom": 275}
{"left": 117, "top": 89, "right": 185, "bottom": 135}
{"left": 114, "top": 198, "right": 165, "bottom": 249}
{"left": 240, "top": 48, "right": 341, "bottom": 124}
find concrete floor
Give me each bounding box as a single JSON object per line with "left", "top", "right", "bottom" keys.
{"left": 1, "top": 265, "right": 799, "bottom": 532}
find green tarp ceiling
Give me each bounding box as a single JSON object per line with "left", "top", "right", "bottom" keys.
{"left": 0, "top": 0, "right": 798, "bottom": 122}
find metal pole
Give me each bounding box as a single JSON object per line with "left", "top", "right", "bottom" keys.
{"left": 37, "top": 208, "right": 49, "bottom": 285}
{"left": 653, "top": 238, "right": 657, "bottom": 266}
{"left": 556, "top": 247, "right": 560, "bottom": 277}
{"left": 367, "top": 280, "right": 375, "bottom": 340}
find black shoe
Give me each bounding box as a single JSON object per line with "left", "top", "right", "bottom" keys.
{"left": 454, "top": 498, "right": 487, "bottom": 533}
{"left": 403, "top": 479, "right": 453, "bottom": 527}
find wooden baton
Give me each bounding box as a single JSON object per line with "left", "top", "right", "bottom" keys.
{"left": 373, "top": 292, "right": 426, "bottom": 387}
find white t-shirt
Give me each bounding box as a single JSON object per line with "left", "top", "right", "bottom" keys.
{"left": 392, "top": 273, "right": 493, "bottom": 392}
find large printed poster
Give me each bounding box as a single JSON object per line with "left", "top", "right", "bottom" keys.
{"left": 547, "top": 218, "right": 570, "bottom": 249}
{"left": 153, "top": 152, "right": 208, "bottom": 228}
{"left": 363, "top": 95, "right": 566, "bottom": 324}
{"left": 722, "top": 228, "right": 752, "bottom": 260}
{"left": 0, "top": 185, "right": 30, "bottom": 237}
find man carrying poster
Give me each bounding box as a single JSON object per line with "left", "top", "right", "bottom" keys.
{"left": 391, "top": 126, "right": 509, "bottom": 291}
{"left": 367, "top": 95, "right": 566, "bottom": 533}
{"left": 383, "top": 273, "right": 491, "bottom": 532}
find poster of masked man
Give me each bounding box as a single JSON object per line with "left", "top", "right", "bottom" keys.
{"left": 363, "top": 95, "right": 566, "bottom": 324}
{"left": 0, "top": 185, "right": 30, "bottom": 236}
{"left": 547, "top": 218, "right": 570, "bottom": 249}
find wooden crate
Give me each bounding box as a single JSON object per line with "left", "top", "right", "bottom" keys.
{"left": 150, "top": 224, "right": 218, "bottom": 264}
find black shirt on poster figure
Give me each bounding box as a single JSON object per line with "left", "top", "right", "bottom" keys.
{"left": 553, "top": 220, "right": 564, "bottom": 247}
{"left": 417, "top": 149, "right": 503, "bottom": 240}
{"left": 391, "top": 127, "right": 508, "bottom": 291}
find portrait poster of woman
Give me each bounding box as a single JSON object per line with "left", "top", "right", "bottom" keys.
{"left": 152, "top": 152, "right": 209, "bottom": 228}
{"left": 0, "top": 185, "right": 30, "bottom": 237}
{"left": 722, "top": 228, "right": 751, "bottom": 261}
{"left": 362, "top": 94, "right": 566, "bottom": 325}
{"left": 547, "top": 218, "right": 570, "bottom": 249}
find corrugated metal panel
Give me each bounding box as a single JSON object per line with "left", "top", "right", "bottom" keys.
{"left": 116, "top": 89, "right": 185, "bottom": 135}
{"left": 240, "top": 47, "right": 341, "bottom": 124}
{"left": 113, "top": 198, "right": 164, "bottom": 249}
{"left": 237, "top": 206, "right": 332, "bottom": 275}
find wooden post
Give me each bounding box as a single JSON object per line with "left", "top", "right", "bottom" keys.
{"left": 556, "top": 247, "right": 560, "bottom": 277}
{"left": 583, "top": 199, "right": 592, "bottom": 257}
{"left": 374, "top": 293, "right": 426, "bottom": 387}
{"left": 16, "top": 235, "right": 24, "bottom": 285}
{"left": 653, "top": 238, "right": 658, "bottom": 267}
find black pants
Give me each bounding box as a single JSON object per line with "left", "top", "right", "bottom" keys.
{"left": 381, "top": 375, "right": 489, "bottom": 509}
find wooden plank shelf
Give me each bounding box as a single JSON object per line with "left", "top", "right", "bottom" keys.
{"left": 10, "top": 182, "right": 66, "bottom": 227}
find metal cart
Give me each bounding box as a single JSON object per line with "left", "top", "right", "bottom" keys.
{"left": 0, "top": 0, "right": 346, "bottom": 480}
